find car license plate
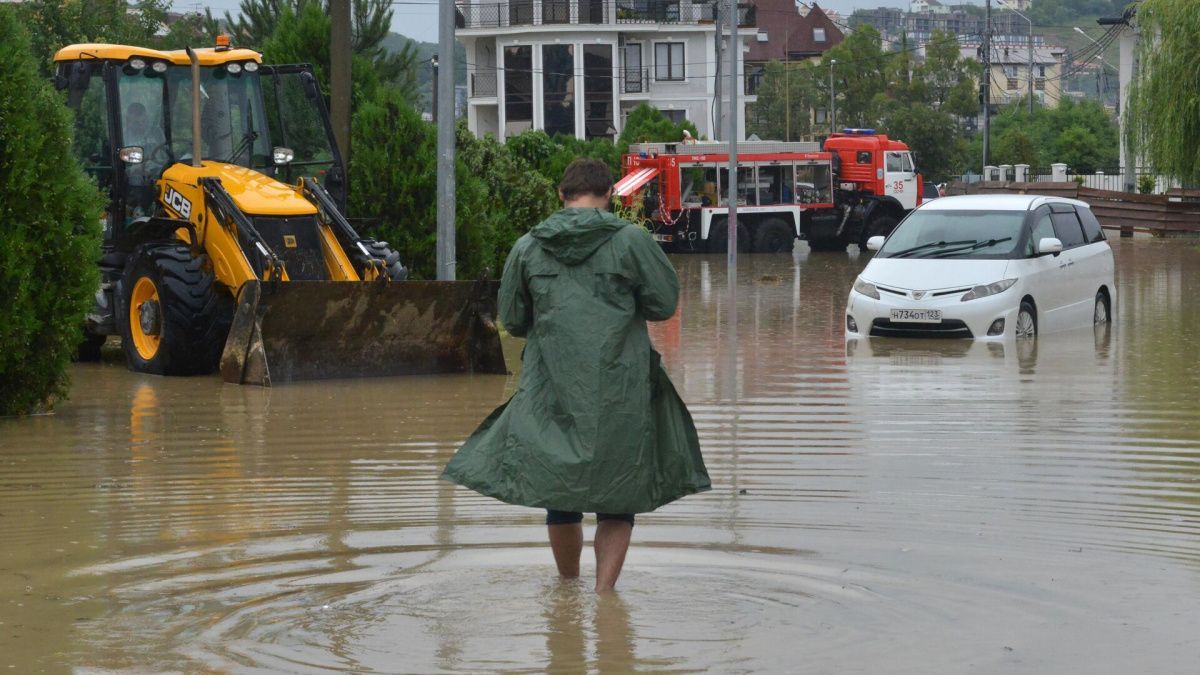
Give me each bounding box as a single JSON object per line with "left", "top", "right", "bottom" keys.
{"left": 652, "top": 233, "right": 674, "bottom": 242}
{"left": 890, "top": 309, "right": 942, "bottom": 323}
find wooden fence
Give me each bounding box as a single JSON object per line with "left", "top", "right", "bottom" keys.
{"left": 945, "top": 181, "right": 1200, "bottom": 236}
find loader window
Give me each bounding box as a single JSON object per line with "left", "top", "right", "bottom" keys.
{"left": 260, "top": 68, "right": 338, "bottom": 186}
{"left": 70, "top": 72, "right": 113, "bottom": 191}
{"left": 117, "top": 71, "right": 169, "bottom": 218}
{"left": 166, "top": 66, "right": 271, "bottom": 170}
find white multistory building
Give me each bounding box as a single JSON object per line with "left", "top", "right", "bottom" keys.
{"left": 455, "top": 0, "right": 754, "bottom": 141}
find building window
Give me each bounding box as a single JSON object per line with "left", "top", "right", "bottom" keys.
{"left": 1038, "top": 65, "right": 1046, "bottom": 77}
{"left": 654, "top": 42, "right": 684, "bottom": 81}
{"left": 815, "top": 108, "right": 828, "bottom": 124}
{"left": 583, "top": 44, "right": 614, "bottom": 139}
{"left": 504, "top": 45, "right": 533, "bottom": 136}
{"left": 757, "top": 31, "right": 768, "bottom": 43}
{"left": 623, "top": 43, "right": 643, "bottom": 93}
{"left": 1004, "top": 65, "right": 1018, "bottom": 78}
{"left": 813, "top": 27, "right": 826, "bottom": 42}
{"left": 662, "top": 109, "right": 687, "bottom": 124}
{"left": 542, "top": 45, "right": 574, "bottom": 137}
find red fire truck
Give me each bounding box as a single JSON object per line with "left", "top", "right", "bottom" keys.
{"left": 615, "top": 129, "right": 924, "bottom": 253}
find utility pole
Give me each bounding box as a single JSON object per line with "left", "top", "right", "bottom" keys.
{"left": 330, "top": 0, "right": 351, "bottom": 163}
{"left": 829, "top": 59, "right": 837, "bottom": 135}
{"left": 436, "top": 0, "right": 456, "bottom": 280}
{"left": 431, "top": 55, "right": 439, "bottom": 121}
{"left": 1028, "top": 19, "right": 1033, "bottom": 115}
{"left": 982, "top": 0, "right": 992, "bottom": 171}
{"left": 715, "top": 13, "right": 723, "bottom": 140}
{"left": 726, "top": 0, "right": 739, "bottom": 265}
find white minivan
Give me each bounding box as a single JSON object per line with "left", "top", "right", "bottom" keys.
{"left": 845, "top": 195, "right": 1115, "bottom": 339}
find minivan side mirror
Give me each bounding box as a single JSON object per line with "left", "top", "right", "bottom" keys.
{"left": 866, "top": 236, "right": 886, "bottom": 251}
{"left": 1037, "top": 237, "right": 1063, "bottom": 255}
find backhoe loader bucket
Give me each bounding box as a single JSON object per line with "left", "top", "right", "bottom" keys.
{"left": 220, "top": 280, "right": 506, "bottom": 385}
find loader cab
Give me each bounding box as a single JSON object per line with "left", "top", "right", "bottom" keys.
{"left": 55, "top": 44, "right": 347, "bottom": 247}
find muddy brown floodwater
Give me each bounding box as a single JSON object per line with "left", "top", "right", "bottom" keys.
{"left": 2, "top": 239, "right": 1199, "bottom": 673}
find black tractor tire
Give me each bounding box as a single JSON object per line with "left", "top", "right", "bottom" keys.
{"left": 807, "top": 237, "right": 847, "bottom": 252}
{"left": 76, "top": 328, "right": 106, "bottom": 362}
{"left": 119, "top": 243, "right": 231, "bottom": 376}
{"left": 753, "top": 218, "right": 796, "bottom": 253}
{"left": 859, "top": 215, "right": 899, "bottom": 250}
{"left": 357, "top": 238, "right": 408, "bottom": 280}
{"left": 706, "top": 220, "right": 751, "bottom": 254}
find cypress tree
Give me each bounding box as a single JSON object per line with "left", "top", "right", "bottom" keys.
{"left": 0, "top": 7, "right": 104, "bottom": 415}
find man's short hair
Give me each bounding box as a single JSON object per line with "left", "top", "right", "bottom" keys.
{"left": 558, "top": 159, "right": 613, "bottom": 200}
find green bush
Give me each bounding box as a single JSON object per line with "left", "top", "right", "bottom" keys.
{"left": 506, "top": 130, "right": 622, "bottom": 186}
{"left": 1137, "top": 174, "right": 1156, "bottom": 195}
{"left": 617, "top": 103, "right": 699, "bottom": 154}
{"left": 0, "top": 8, "right": 103, "bottom": 415}
{"left": 348, "top": 87, "right": 556, "bottom": 280}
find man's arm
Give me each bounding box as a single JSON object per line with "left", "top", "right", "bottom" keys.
{"left": 498, "top": 237, "right": 534, "bottom": 337}
{"left": 625, "top": 227, "right": 679, "bottom": 321}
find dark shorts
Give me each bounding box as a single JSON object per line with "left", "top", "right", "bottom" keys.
{"left": 546, "top": 510, "right": 635, "bottom": 526}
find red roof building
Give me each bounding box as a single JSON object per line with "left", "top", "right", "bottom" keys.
{"left": 746, "top": 1, "right": 845, "bottom": 63}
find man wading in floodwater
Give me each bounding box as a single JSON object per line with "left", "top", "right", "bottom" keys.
{"left": 442, "top": 159, "right": 710, "bottom": 592}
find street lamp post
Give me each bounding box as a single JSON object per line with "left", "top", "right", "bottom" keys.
{"left": 997, "top": 0, "right": 1033, "bottom": 114}
{"left": 829, "top": 59, "right": 837, "bottom": 135}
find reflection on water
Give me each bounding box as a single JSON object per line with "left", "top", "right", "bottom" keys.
{"left": 2, "top": 240, "right": 1199, "bottom": 672}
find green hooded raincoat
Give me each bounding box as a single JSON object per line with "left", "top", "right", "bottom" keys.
{"left": 442, "top": 208, "right": 710, "bottom": 514}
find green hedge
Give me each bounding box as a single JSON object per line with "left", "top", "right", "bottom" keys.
{"left": 0, "top": 7, "right": 103, "bottom": 416}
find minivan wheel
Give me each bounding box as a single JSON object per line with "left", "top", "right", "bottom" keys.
{"left": 1015, "top": 301, "right": 1037, "bottom": 338}
{"left": 1093, "top": 291, "right": 1111, "bottom": 324}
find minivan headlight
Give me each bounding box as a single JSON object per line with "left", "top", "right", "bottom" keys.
{"left": 961, "top": 278, "right": 1017, "bottom": 302}
{"left": 853, "top": 277, "right": 880, "bottom": 300}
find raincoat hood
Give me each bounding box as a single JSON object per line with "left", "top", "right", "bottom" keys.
{"left": 530, "top": 208, "right": 625, "bottom": 265}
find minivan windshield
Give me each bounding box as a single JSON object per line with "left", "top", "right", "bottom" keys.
{"left": 876, "top": 210, "right": 1026, "bottom": 259}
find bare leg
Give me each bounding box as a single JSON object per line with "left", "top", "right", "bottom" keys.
{"left": 548, "top": 523, "right": 583, "bottom": 578}
{"left": 593, "top": 520, "right": 633, "bottom": 593}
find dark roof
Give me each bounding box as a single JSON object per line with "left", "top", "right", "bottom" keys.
{"left": 746, "top": 1, "right": 845, "bottom": 62}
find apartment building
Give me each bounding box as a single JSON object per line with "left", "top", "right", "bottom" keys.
{"left": 962, "top": 39, "right": 1066, "bottom": 109}
{"left": 455, "top": 0, "right": 755, "bottom": 141}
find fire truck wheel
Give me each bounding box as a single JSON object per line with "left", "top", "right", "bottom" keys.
{"left": 807, "top": 237, "right": 847, "bottom": 252}
{"left": 707, "top": 221, "right": 750, "bottom": 254}
{"left": 860, "top": 215, "right": 899, "bottom": 250}
{"left": 753, "top": 219, "right": 795, "bottom": 254}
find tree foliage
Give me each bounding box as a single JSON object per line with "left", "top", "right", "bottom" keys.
{"left": 348, "top": 88, "right": 556, "bottom": 280}
{"left": 978, "top": 98, "right": 1119, "bottom": 173}
{"left": 748, "top": 61, "right": 822, "bottom": 142}
{"left": 0, "top": 8, "right": 104, "bottom": 415}
{"left": 617, "top": 103, "right": 699, "bottom": 153}
{"left": 506, "top": 131, "right": 622, "bottom": 185}
{"left": 16, "top": 0, "right": 180, "bottom": 73}
{"left": 225, "top": 0, "right": 418, "bottom": 96}
{"left": 1126, "top": 0, "right": 1200, "bottom": 183}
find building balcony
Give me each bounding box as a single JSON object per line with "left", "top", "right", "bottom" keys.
{"left": 621, "top": 67, "right": 649, "bottom": 94}
{"left": 471, "top": 70, "right": 498, "bottom": 97}
{"left": 456, "top": 0, "right": 755, "bottom": 30}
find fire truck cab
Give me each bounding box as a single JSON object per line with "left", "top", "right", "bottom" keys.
{"left": 617, "top": 129, "right": 923, "bottom": 253}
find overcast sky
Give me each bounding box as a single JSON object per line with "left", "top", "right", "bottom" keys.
{"left": 174, "top": 1, "right": 985, "bottom": 45}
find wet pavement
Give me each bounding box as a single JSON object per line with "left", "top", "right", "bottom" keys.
{"left": 2, "top": 239, "right": 1199, "bottom": 672}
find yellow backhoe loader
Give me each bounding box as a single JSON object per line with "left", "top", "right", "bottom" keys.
{"left": 56, "top": 39, "right": 504, "bottom": 385}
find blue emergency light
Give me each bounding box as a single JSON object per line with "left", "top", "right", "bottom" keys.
{"left": 843, "top": 128, "right": 876, "bottom": 135}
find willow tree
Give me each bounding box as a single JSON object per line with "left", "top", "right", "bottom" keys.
{"left": 1126, "top": 0, "right": 1200, "bottom": 183}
